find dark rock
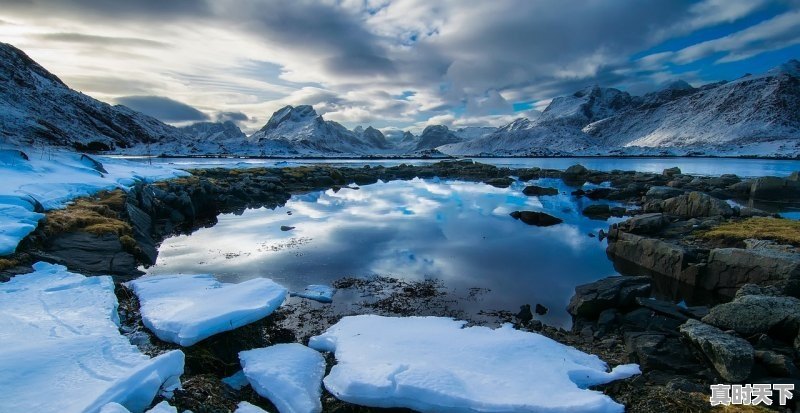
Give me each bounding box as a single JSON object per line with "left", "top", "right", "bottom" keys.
{"left": 702, "top": 248, "right": 800, "bottom": 295}
{"left": 755, "top": 350, "right": 799, "bottom": 377}
{"left": 660, "top": 191, "right": 734, "bottom": 218}
{"left": 751, "top": 177, "right": 800, "bottom": 201}
{"left": 484, "top": 177, "right": 514, "bottom": 188}
{"left": 662, "top": 167, "right": 681, "bottom": 177}
{"left": 635, "top": 297, "right": 689, "bottom": 321}
{"left": 616, "top": 213, "right": 669, "bottom": 235}
{"left": 679, "top": 319, "right": 754, "bottom": 382}
{"left": 598, "top": 229, "right": 607, "bottom": 241}
{"left": 585, "top": 188, "right": 612, "bottom": 200}
{"left": 280, "top": 225, "right": 295, "bottom": 231}
{"left": 597, "top": 308, "right": 619, "bottom": 328}
{"left": 582, "top": 204, "right": 612, "bottom": 220}
{"left": 571, "top": 189, "right": 586, "bottom": 197}
{"left": 624, "top": 332, "right": 701, "bottom": 373}
{"left": 79, "top": 154, "right": 108, "bottom": 174}
{"left": 534, "top": 303, "right": 548, "bottom": 315}
{"left": 567, "top": 275, "right": 651, "bottom": 318}
{"left": 702, "top": 294, "right": 800, "bottom": 338}
{"left": 522, "top": 185, "right": 558, "bottom": 196}
{"left": 509, "top": 211, "right": 563, "bottom": 227}
{"left": 563, "top": 164, "right": 588, "bottom": 177}
{"left": 516, "top": 304, "right": 533, "bottom": 324}
{"left": 606, "top": 232, "right": 688, "bottom": 279}
{"left": 44, "top": 232, "right": 140, "bottom": 277}
{"left": 645, "top": 186, "right": 684, "bottom": 200}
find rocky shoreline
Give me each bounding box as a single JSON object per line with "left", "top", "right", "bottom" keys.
{"left": 3, "top": 160, "right": 800, "bottom": 412}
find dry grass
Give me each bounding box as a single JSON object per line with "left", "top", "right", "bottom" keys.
{"left": 0, "top": 258, "right": 18, "bottom": 271}
{"left": 44, "top": 195, "right": 132, "bottom": 237}
{"left": 700, "top": 217, "right": 800, "bottom": 246}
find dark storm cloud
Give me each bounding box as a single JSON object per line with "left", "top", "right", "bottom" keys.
{"left": 215, "top": 111, "right": 249, "bottom": 123}
{"left": 229, "top": 0, "right": 396, "bottom": 77}
{"left": 116, "top": 96, "right": 209, "bottom": 123}
{"left": 33, "top": 33, "right": 168, "bottom": 48}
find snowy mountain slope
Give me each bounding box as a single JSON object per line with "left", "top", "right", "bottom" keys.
{"left": 441, "top": 60, "right": 800, "bottom": 157}
{"left": 248, "top": 105, "right": 378, "bottom": 155}
{"left": 0, "top": 42, "right": 185, "bottom": 151}
{"left": 415, "top": 125, "right": 463, "bottom": 150}
{"left": 584, "top": 61, "right": 800, "bottom": 151}
{"left": 354, "top": 126, "right": 392, "bottom": 150}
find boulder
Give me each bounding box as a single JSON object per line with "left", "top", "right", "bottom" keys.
{"left": 660, "top": 192, "right": 734, "bottom": 218}
{"left": 563, "top": 164, "right": 588, "bottom": 177}
{"left": 755, "top": 350, "right": 799, "bottom": 377}
{"left": 701, "top": 294, "right": 800, "bottom": 338}
{"left": 616, "top": 213, "right": 669, "bottom": 235}
{"left": 43, "top": 232, "right": 140, "bottom": 278}
{"left": 624, "top": 332, "right": 701, "bottom": 373}
{"left": 581, "top": 204, "right": 625, "bottom": 220}
{"left": 567, "top": 275, "right": 651, "bottom": 318}
{"left": 662, "top": 167, "right": 682, "bottom": 177}
{"left": 585, "top": 188, "right": 613, "bottom": 200}
{"left": 701, "top": 248, "right": 800, "bottom": 295}
{"left": 645, "top": 186, "right": 685, "bottom": 200}
{"left": 679, "top": 319, "right": 754, "bottom": 382}
{"left": 484, "top": 177, "right": 514, "bottom": 188}
{"left": 606, "top": 232, "right": 688, "bottom": 279}
{"left": 509, "top": 211, "right": 563, "bottom": 227}
{"left": 522, "top": 185, "right": 558, "bottom": 196}
{"left": 751, "top": 177, "right": 800, "bottom": 201}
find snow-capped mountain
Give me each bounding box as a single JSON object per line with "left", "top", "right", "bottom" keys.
{"left": 441, "top": 60, "right": 800, "bottom": 157}
{"left": 0, "top": 42, "right": 184, "bottom": 151}
{"left": 415, "top": 125, "right": 462, "bottom": 150}
{"left": 247, "top": 105, "right": 378, "bottom": 155}
{"left": 354, "top": 126, "right": 391, "bottom": 150}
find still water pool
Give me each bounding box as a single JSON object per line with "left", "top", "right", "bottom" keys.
{"left": 146, "top": 178, "right": 631, "bottom": 327}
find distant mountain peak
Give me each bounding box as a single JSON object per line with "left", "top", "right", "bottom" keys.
{"left": 262, "top": 105, "right": 319, "bottom": 131}
{"left": 768, "top": 59, "right": 800, "bottom": 78}
{"left": 662, "top": 80, "right": 694, "bottom": 91}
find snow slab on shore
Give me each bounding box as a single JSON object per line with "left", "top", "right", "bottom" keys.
{"left": 240, "top": 343, "right": 326, "bottom": 413}
{"left": 0, "top": 262, "right": 185, "bottom": 413}
{"left": 290, "top": 284, "right": 335, "bottom": 303}
{"left": 309, "top": 315, "right": 640, "bottom": 413}
{"left": 236, "top": 401, "right": 270, "bottom": 413}
{"left": 0, "top": 149, "right": 187, "bottom": 255}
{"left": 101, "top": 401, "right": 177, "bottom": 413}
{"left": 127, "top": 274, "right": 288, "bottom": 346}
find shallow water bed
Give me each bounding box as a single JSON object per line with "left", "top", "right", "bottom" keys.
{"left": 145, "top": 178, "right": 629, "bottom": 327}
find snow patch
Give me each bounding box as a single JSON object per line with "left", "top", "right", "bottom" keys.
{"left": 126, "top": 274, "right": 287, "bottom": 346}
{"left": 309, "top": 315, "right": 639, "bottom": 413}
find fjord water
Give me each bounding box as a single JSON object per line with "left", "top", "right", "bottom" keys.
{"left": 122, "top": 156, "right": 800, "bottom": 178}
{"left": 146, "top": 178, "right": 628, "bottom": 327}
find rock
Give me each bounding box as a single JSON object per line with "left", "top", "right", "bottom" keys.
{"left": 662, "top": 167, "right": 681, "bottom": 177}
{"left": 702, "top": 248, "right": 800, "bottom": 295}
{"left": 563, "top": 164, "right": 588, "bottom": 177}
{"left": 522, "top": 185, "right": 558, "bottom": 196}
{"left": 567, "top": 275, "right": 651, "bottom": 318}
{"left": 751, "top": 177, "right": 800, "bottom": 201}
{"left": 509, "top": 211, "right": 563, "bottom": 227}
{"left": 790, "top": 171, "right": 800, "bottom": 182}
{"left": 616, "top": 213, "right": 669, "bottom": 235}
{"left": 43, "top": 232, "right": 140, "bottom": 277}
{"left": 585, "top": 188, "right": 613, "bottom": 200}
{"left": 660, "top": 191, "right": 734, "bottom": 218}
{"left": 598, "top": 229, "right": 607, "bottom": 241}
{"left": 624, "top": 332, "right": 701, "bottom": 373}
{"left": 534, "top": 304, "right": 548, "bottom": 315}
{"left": 755, "top": 350, "right": 799, "bottom": 377}
{"left": 484, "top": 177, "right": 514, "bottom": 188}
{"left": 702, "top": 294, "right": 800, "bottom": 338}
{"left": 606, "top": 232, "right": 688, "bottom": 279}
{"left": 645, "top": 186, "right": 684, "bottom": 200}
{"left": 597, "top": 309, "right": 619, "bottom": 328}
{"left": 280, "top": 226, "right": 295, "bottom": 231}
{"left": 635, "top": 297, "right": 689, "bottom": 321}
{"left": 679, "top": 319, "right": 754, "bottom": 382}
{"left": 582, "top": 204, "right": 612, "bottom": 219}
{"left": 79, "top": 154, "right": 108, "bottom": 174}
{"left": 515, "top": 304, "right": 533, "bottom": 324}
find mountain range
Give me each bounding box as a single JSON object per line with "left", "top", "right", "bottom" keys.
{"left": 1, "top": 41, "right": 798, "bottom": 158}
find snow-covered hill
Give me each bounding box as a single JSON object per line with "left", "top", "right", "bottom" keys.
{"left": 0, "top": 42, "right": 185, "bottom": 151}
{"left": 441, "top": 60, "right": 800, "bottom": 157}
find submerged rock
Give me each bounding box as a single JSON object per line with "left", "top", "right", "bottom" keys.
{"left": 509, "top": 211, "right": 563, "bottom": 226}
{"left": 484, "top": 177, "right": 514, "bottom": 188}
{"left": 679, "top": 319, "right": 754, "bottom": 382}
{"left": 522, "top": 185, "right": 558, "bottom": 196}
{"left": 581, "top": 204, "right": 625, "bottom": 220}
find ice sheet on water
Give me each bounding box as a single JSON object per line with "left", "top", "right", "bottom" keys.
{"left": 309, "top": 315, "right": 640, "bottom": 413}
{"left": 127, "top": 274, "right": 287, "bottom": 346}
{"left": 240, "top": 343, "right": 326, "bottom": 413}
{"left": 290, "top": 284, "right": 335, "bottom": 303}
{"left": 0, "top": 262, "right": 184, "bottom": 413}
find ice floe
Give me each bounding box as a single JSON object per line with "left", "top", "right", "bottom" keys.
{"left": 240, "top": 343, "right": 326, "bottom": 413}
{"left": 127, "top": 274, "right": 287, "bottom": 346}
{"left": 222, "top": 370, "right": 250, "bottom": 390}
{"left": 309, "top": 315, "right": 640, "bottom": 413}
{"left": 0, "top": 149, "right": 186, "bottom": 256}
{"left": 0, "top": 262, "right": 184, "bottom": 413}
{"left": 290, "top": 284, "right": 335, "bottom": 303}
{"left": 236, "top": 401, "right": 270, "bottom": 413}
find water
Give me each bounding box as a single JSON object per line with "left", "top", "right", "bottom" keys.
{"left": 145, "top": 178, "right": 629, "bottom": 328}
{"left": 114, "top": 156, "right": 800, "bottom": 178}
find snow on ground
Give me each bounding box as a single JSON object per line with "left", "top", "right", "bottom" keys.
{"left": 309, "top": 315, "right": 640, "bottom": 413}
{"left": 223, "top": 370, "right": 250, "bottom": 390}
{"left": 0, "top": 262, "right": 185, "bottom": 413}
{"left": 0, "top": 148, "right": 187, "bottom": 255}
{"left": 240, "top": 343, "right": 326, "bottom": 413}
{"left": 236, "top": 401, "right": 270, "bottom": 413}
{"left": 127, "top": 274, "right": 288, "bottom": 346}
{"left": 290, "top": 284, "right": 335, "bottom": 303}
{"left": 101, "top": 401, "right": 178, "bottom": 413}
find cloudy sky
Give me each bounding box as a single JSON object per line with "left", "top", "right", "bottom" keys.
{"left": 1, "top": 0, "right": 799, "bottom": 134}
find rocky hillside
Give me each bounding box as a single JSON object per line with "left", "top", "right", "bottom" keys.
{"left": 0, "top": 42, "right": 185, "bottom": 151}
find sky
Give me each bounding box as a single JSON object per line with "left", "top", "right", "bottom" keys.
{"left": 1, "top": 0, "right": 799, "bottom": 134}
